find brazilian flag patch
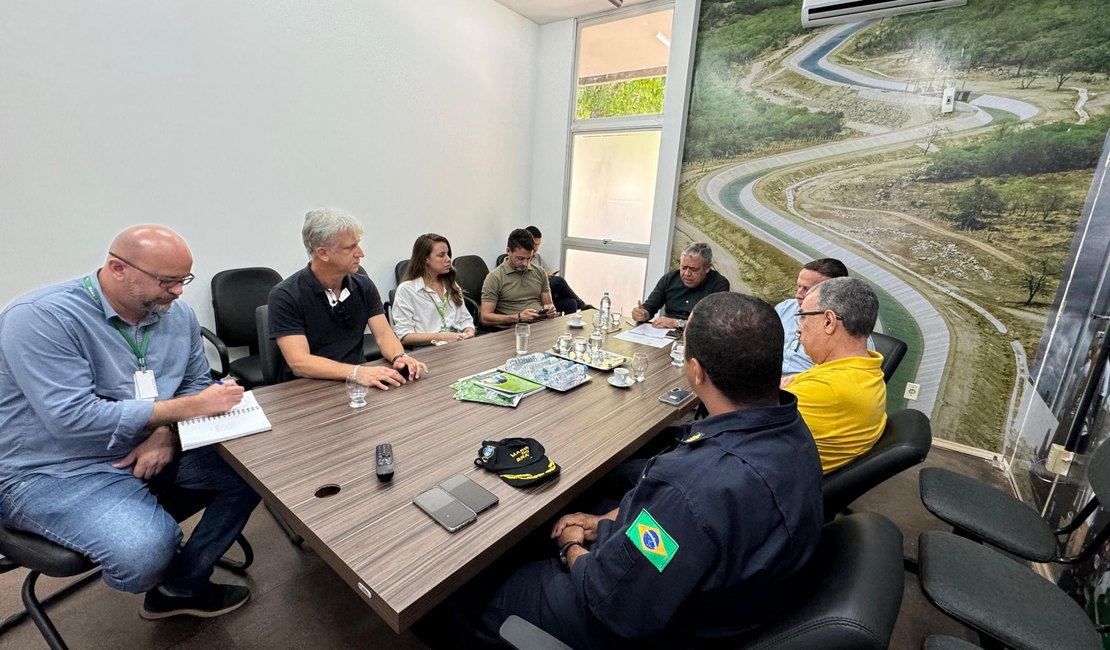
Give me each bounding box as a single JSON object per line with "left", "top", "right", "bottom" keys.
{"left": 625, "top": 508, "right": 678, "bottom": 572}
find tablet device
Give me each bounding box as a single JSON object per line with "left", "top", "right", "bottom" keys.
{"left": 439, "top": 474, "right": 499, "bottom": 514}
{"left": 413, "top": 487, "right": 476, "bottom": 532}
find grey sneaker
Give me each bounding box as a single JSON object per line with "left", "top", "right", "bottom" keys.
{"left": 140, "top": 582, "right": 250, "bottom": 620}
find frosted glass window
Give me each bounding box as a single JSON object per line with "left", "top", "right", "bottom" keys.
{"left": 564, "top": 249, "right": 647, "bottom": 316}
{"left": 567, "top": 130, "right": 661, "bottom": 245}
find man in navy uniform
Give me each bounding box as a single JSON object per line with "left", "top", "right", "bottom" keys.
{"left": 425, "top": 292, "right": 823, "bottom": 648}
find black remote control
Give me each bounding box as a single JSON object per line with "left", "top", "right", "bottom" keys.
{"left": 376, "top": 444, "right": 394, "bottom": 482}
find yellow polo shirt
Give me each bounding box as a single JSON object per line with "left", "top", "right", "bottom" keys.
{"left": 786, "top": 351, "right": 887, "bottom": 473}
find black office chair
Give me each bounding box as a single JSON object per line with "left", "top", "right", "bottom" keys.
{"left": 496, "top": 253, "right": 507, "bottom": 266}
{"left": 500, "top": 513, "right": 905, "bottom": 650}
{"left": 255, "top": 305, "right": 283, "bottom": 387}
{"left": 453, "top": 255, "right": 490, "bottom": 305}
{"left": 0, "top": 493, "right": 253, "bottom": 650}
{"left": 211, "top": 267, "right": 283, "bottom": 389}
{"left": 394, "top": 260, "right": 409, "bottom": 284}
{"left": 919, "top": 438, "right": 1110, "bottom": 565}
{"left": 872, "top": 332, "right": 907, "bottom": 383}
{"left": 918, "top": 530, "right": 1102, "bottom": 650}
{"left": 200, "top": 327, "right": 231, "bottom": 381}
{"left": 353, "top": 266, "right": 384, "bottom": 362}
{"left": 923, "top": 636, "right": 982, "bottom": 650}
{"left": 823, "top": 409, "right": 932, "bottom": 520}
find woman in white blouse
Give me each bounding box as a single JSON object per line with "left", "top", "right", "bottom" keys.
{"left": 392, "top": 233, "right": 476, "bottom": 345}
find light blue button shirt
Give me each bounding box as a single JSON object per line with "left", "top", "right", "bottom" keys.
{"left": 0, "top": 272, "right": 211, "bottom": 487}
{"left": 776, "top": 298, "right": 815, "bottom": 375}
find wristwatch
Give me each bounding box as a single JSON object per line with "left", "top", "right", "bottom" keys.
{"left": 389, "top": 352, "right": 408, "bottom": 364}
{"left": 559, "top": 540, "right": 586, "bottom": 570}
{"left": 677, "top": 319, "right": 687, "bottom": 329}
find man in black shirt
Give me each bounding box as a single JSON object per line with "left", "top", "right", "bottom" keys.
{"left": 632, "top": 242, "right": 730, "bottom": 329}
{"left": 268, "top": 208, "right": 426, "bottom": 388}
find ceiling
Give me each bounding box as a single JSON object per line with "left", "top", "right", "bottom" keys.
{"left": 492, "top": 0, "right": 655, "bottom": 25}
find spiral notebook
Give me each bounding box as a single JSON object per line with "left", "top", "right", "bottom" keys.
{"left": 178, "top": 391, "right": 272, "bottom": 451}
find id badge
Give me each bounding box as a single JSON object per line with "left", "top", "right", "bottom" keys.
{"left": 134, "top": 369, "right": 158, "bottom": 401}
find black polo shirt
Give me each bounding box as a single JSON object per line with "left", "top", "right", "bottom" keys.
{"left": 268, "top": 264, "right": 384, "bottom": 382}
{"left": 640, "top": 269, "right": 730, "bottom": 321}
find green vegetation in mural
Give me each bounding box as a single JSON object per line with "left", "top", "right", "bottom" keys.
{"left": 575, "top": 77, "right": 666, "bottom": 120}
{"left": 684, "top": 0, "right": 845, "bottom": 161}
{"left": 925, "top": 116, "right": 1110, "bottom": 181}
{"left": 849, "top": 0, "right": 1110, "bottom": 78}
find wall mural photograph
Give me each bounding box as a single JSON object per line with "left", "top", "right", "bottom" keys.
{"left": 676, "top": 0, "right": 1110, "bottom": 612}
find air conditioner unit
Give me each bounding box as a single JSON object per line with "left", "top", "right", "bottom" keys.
{"left": 802, "top": 0, "right": 967, "bottom": 28}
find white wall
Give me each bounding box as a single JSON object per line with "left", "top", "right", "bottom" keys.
{"left": 0, "top": 0, "right": 538, "bottom": 328}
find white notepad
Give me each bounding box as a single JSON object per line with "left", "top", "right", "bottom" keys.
{"left": 178, "top": 391, "right": 272, "bottom": 451}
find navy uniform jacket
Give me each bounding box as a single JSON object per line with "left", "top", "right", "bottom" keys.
{"left": 569, "top": 392, "right": 823, "bottom": 643}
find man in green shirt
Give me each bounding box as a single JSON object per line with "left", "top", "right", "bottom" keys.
{"left": 480, "top": 229, "right": 555, "bottom": 328}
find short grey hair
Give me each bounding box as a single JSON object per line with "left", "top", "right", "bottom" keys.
{"left": 302, "top": 208, "right": 364, "bottom": 256}
{"left": 813, "top": 277, "right": 878, "bottom": 338}
{"left": 682, "top": 242, "right": 713, "bottom": 267}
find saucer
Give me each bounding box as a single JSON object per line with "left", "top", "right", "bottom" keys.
{"left": 607, "top": 376, "right": 633, "bottom": 388}
{"left": 567, "top": 320, "right": 585, "bottom": 328}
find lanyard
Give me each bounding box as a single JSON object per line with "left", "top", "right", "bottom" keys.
{"left": 83, "top": 276, "right": 152, "bottom": 369}
{"left": 423, "top": 285, "right": 451, "bottom": 332}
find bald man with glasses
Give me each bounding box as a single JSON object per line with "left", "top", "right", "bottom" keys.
{"left": 0, "top": 225, "right": 260, "bottom": 620}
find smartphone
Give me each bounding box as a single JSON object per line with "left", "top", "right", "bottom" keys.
{"left": 537, "top": 307, "right": 552, "bottom": 318}
{"left": 413, "top": 487, "right": 477, "bottom": 532}
{"left": 659, "top": 387, "right": 695, "bottom": 407}
{"left": 397, "top": 364, "right": 410, "bottom": 380}
{"left": 438, "top": 474, "right": 499, "bottom": 514}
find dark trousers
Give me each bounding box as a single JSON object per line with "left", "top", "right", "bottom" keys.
{"left": 550, "top": 276, "right": 586, "bottom": 313}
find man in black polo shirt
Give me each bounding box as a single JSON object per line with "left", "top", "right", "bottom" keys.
{"left": 268, "top": 208, "right": 426, "bottom": 388}
{"left": 632, "top": 242, "right": 730, "bottom": 329}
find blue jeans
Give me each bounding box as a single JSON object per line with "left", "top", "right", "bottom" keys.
{"left": 0, "top": 447, "right": 259, "bottom": 595}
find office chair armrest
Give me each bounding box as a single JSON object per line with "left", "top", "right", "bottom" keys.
{"left": 200, "top": 326, "right": 231, "bottom": 380}
{"left": 498, "top": 616, "right": 572, "bottom": 650}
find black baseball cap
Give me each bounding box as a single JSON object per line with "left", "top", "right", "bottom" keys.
{"left": 475, "top": 438, "right": 560, "bottom": 487}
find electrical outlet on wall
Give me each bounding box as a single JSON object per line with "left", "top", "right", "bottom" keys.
{"left": 903, "top": 382, "right": 920, "bottom": 400}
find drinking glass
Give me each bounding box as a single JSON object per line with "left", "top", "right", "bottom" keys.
{"left": 631, "top": 352, "right": 649, "bottom": 382}
{"left": 588, "top": 328, "right": 604, "bottom": 356}
{"left": 573, "top": 336, "right": 588, "bottom": 359}
{"left": 557, "top": 333, "right": 572, "bottom": 356}
{"left": 515, "top": 323, "right": 531, "bottom": 356}
{"left": 671, "top": 341, "right": 685, "bottom": 367}
{"left": 346, "top": 366, "right": 369, "bottom": 408}
{"left": 611, "top": 307, "right": 623, "bottom": 329}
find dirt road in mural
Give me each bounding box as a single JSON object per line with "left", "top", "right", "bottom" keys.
{"left": 679, "top": 4, "right": 1102, "bottom": 449}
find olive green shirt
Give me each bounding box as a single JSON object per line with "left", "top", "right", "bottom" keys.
{"left": 481, "top": 261, "right": 551, "bottom": 315}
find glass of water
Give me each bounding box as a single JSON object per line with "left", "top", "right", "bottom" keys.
{"left": 346, "top": 366, "right": 369, "bottom": 408}
{"left": 588, "top": 328, "right": 604, "bottom": 355}
{"left": 671, "top": 341, "right": 685, "bottom": 367}
{"left": 611, "top": 307, "right": 623, "bottom": 329}
{"left": 631, "top": 352, "right": 649, "bottom": 382}
{"left": 557, "top": 333, "right": 572, "bottom": 355}
{"left": 573, "top": 336, "right": 588, "bottom": 359}
{"left": 515, "top": 323, "right": 531, "bottom": 356}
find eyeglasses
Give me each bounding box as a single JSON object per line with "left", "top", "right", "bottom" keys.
{"left": 332, "top": 300, "right": 358, "bottom": 329}
{"left": 109, "top": 252, "right": 195, "bottom": 288}
{"left": 795, "top": 309, "right": 844, "bottom": 324}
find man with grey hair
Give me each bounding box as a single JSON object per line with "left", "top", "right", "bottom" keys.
{"left": 782, "top": 277, "right": 887, "bottom": 473}
{"left": 631, "top": 242, "right": 730, "bottom": 329}
{"left": 268, "top": 208, "right": 426, "bottom": 388}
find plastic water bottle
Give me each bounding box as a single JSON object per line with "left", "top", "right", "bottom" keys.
{"left": 597, "top": 292, "right": 611, "bottom": 329}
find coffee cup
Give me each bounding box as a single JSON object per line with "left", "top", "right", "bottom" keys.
{"left": 568, "top": 314, "right": 584, "bottom": 327}
{"left": 613, "top": 368, "right": 631, "bottom": 385}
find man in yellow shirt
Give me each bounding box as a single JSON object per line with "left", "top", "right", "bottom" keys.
{"left": 782, "top": 277, "right": 886, "bottom": 472}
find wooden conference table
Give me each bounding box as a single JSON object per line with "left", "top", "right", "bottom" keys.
{"left": 218, "top": 313, "right": 697, "bottom": 633}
